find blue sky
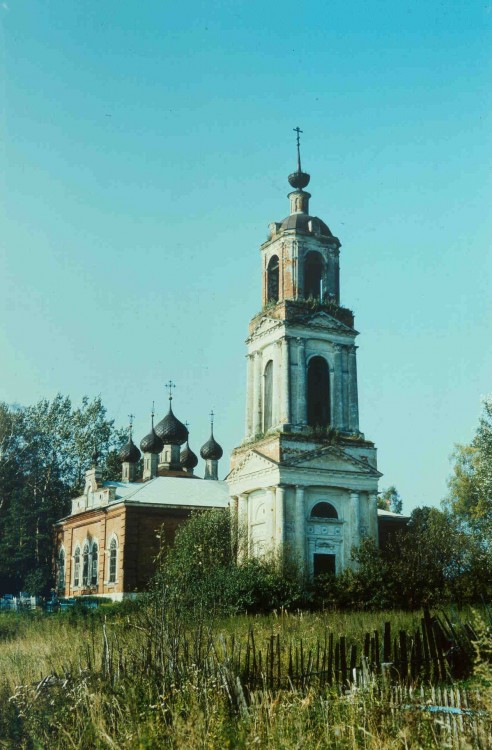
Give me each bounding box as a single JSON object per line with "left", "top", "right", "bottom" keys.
{"left": 1, "top": 1, "right": 491, "bottom": 512}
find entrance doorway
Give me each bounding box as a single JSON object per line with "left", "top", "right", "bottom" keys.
{"left": 313, "top": 553, "right": 336, "bottom": 577}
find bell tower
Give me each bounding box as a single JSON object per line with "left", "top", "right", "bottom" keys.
{"left": 228, "top": 130, "right": 381, "bottom": 575}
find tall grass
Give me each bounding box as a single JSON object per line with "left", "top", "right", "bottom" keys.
{"left": 0, "top": 605, "right": 490, "bottom": 749}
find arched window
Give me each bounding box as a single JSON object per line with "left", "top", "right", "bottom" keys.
{"left": 82, "top": 542, "right": 90, "bottom": 587}
{"left": 307, "top": 356, "right": 330, "bottom": 427}
{"left": 304, "top": 251, "right": 323, "bottom": 300}
{"left": 263, "top": 360, "right": 273, "bottom": 431}
{"left": 73, "top": 546, "right": 81, "bottom": 588}
{"left": 311, "top": 502, "right": 338, "bottom": 520}
{"left": 109, "top": 538, "right": 117, "bottom": 583}
{"left": 267, "top": 255, "right": 279, "bottom": 303}
{"left": 91, "top": 542, "right": 98, "bottom": 586}
{"left": 58, "top": 548, "right": 65, "bottom": 590}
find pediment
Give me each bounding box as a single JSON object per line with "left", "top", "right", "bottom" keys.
{"left": 303, "top": 311, "right": 357, "bottom": 334}
{"left": 227, "top": 449, "right": 278, "bottom": 481}
{"left": 283, "top": 445, "right": 381, "bottom": 477}
{"left": 248, "top": 316, "right": 282, "bottom": 341}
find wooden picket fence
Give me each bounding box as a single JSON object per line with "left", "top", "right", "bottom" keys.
{"left": 213, "top": 609, "right": 481, "bottom": 692}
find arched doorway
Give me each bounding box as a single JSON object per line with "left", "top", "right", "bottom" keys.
{"left": 267, "top": 255, "right": 279, "bottom": 303}
{"left": 263, "top": 360, "right": 273, "bottom": 430}
{"left": 304, "top": 251, "right": 323, "bottom": 300}
{"left": 307, "top": 356, "right": 330, "bottom": 427}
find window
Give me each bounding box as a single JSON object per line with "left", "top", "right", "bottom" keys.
{"left": 109, "top": 538, "right": 117, "bottom": 583}
{"left": 263, "top": 360, "right": 273, "bottom": 431}
{"left": 311, "top": 502, "right": 338, "bottom": 520}
{"left": 82, "top": 542, "right": 90, "bottom": 587}
{"left": 267, "top": 255, "right": 279, "bottom": 303}
{"left": 313, "top": 553, "right": 336, "bottom": 577}
{"left": 58, "top": 548, "right": 65, "bottom": 590}
{"left": 307, "top": 356, "right": 330, "bottom": 427}
{"left": 74, "top": 546, "right": 81, "bottom": 587}
{"left": 91, "top": 542, "right": 98, "bottom": 586}
{"left": 304, "top": 251, "right": 323, "bottom": 300}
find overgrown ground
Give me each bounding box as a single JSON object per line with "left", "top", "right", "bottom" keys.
{"left": 0, "top": 604, "right": 490, "bottom": 749}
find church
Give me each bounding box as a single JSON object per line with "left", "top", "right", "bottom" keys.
{"left": 55, "top": 135, "right": 385, "bottom": 599}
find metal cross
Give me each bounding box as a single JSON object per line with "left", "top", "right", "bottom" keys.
{"left": 151, "top": 401, "right": 155, "bottom": 427}
{"left": 293, "top": 126, "right": 303, "bottom": 171}
{"left": 209, "top": 410, "right": 215, "bottom": 429}
{"left": 166, "top": 380, "right": 176, "bottom": 401}
{"left": 128, "top": 413, "right": 135, "bottom": 438}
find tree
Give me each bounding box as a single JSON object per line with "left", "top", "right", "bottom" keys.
{"left": 0, "top": 395, "right": 125, "bottom": 595}
{"left": 447, "top": 396, "right": 492, "bottom": 538}
{"left": 377, "top": 485, "right": 403, "bottom": 514}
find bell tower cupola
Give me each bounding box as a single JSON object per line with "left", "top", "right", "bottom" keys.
{"left": 263, "top": 127, "right": 341, "bottom": 308}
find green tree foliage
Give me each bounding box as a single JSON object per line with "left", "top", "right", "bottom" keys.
{"left": 0, "top": 395, "right": 125, "bottom": 595}
{"left": 447, "top": 396, "right": 492, "bottom": 538}
{"left": 315, "top": 506, "right": 492, "bottom": 610}
{"left": 377, "top": 485, "right": 403, "bottom": 513}
{"left": 154, "top": 509, "right": 304, "bottom": 615}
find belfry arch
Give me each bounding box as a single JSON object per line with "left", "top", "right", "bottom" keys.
{"left": 267, "top": 255, "right": 279, "bottom": 303}
{"left": 304, "top": 251, "right": 323, "bottom": 300}
{"left": 307, "top": 355, "right": 330, "bottom": 427}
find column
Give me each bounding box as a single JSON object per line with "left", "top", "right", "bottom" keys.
{"left": 275, "top": 486, "right": 285, "bottom": 553}
{"left": 269, "top": 487, "right": 276, "bottom": 551}
{"left": 273, "top": 342, "right": 281, "bottom": 427}
{"left": 281, "top": 337, "right": 291, "bottom": 425}
{"left": 368, "top": 492, "right": 379, "bottom": 545}
{"left": 333, "top": 344, "right": 343, "bottom": 429}
{"left": 297, "top": 338, "right": 307, "bottom": 425}
{"left": 350, "top": 491, "right": 360, "bottom": 551}
{"left": 230, "top": 496, "right": 239, "bottom": 558}
{"left": 245, "top": 354, "right": 254, "bottom": 438}
{"left": 252, "top": 351, "right": 262, "bottom": 436}
{"left": 295, "top": 485, "right": 306, "bottom": 574}
{"left": 342, "top": 346, "right": 349, "bottom": 428}
{"left": 348, "top": 345, "right": 359, "bottom": 432}
{"left": 238, "top": 494, "right": 249, "bottom": 560}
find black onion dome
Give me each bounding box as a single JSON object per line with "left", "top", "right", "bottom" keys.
{"left": 154, "top": 406, "right": 188, "bottom": 446}
{"left": 288, "top": 170, "right": 311, "bottom": 190}
{"left": 200, "top": 433, "right": 223, "bottom": 461}
{"left": 140, "top": 428, "right": 164, "bottom": 454}
{"left": 180, "top": 441, "right": 198, "bottom": 470}
{"left": 118, "top": 439, "right": 141, "bottom": 464}
{"left": 280, "top": 213, "right": 333, "bottom": 237}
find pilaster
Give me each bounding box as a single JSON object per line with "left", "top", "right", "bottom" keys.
{"left": 333, "top": 344, "right": 343, "bottom": 429}
{"left": 348, "top": 345, "right": 359, "bottom": 432}
{"left": 297, "top": 339, "right": 307, "bottom": 426}
{"left": 295, "top": 485, "right": 306, "bottom": 574}
{"left": 245, "top": 354, "right": 254, "bottom": 438}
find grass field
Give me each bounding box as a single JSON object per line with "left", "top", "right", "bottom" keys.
{"left": 0, "top": 604, "right": 490, "bottom": 749}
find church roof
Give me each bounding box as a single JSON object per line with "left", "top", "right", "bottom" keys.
{"left": 107, "top": 477, "right": 229, "bottom": 508}
{"left": 279, "top": 213, "right": 333, "bottom": 237}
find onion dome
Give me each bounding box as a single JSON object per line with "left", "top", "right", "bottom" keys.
{"left": 288, "top": 170, "right": 310, "bottom": 190}
{"left": 140, "top": 405, "right": 164, "bottom": 453}
{"left": 200, "top": 432, "right": 223, "bottom": 461}
{"left": 140, "top": 428, "right": 163, "bottom": 454}
{"left": 118, "top": 438, "right": 141, "bottom": 464}
{"left": 155, "top": 405, "right": 188, "bottom": 446}
{"left": 180, "top": 440, "right": 198, "bottom": 470}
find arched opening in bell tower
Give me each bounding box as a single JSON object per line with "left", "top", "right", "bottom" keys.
{"left": 263, "top": 360, "right": 273, "bottom": 430}
{"left": 267, "top": 255, "right": 279, "bottom": 303}
{"left": 307, "top": 356, "right": 330, "bottom": 427}
{"left": 304, "top": 251, "right": 323, "bottom": 300}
